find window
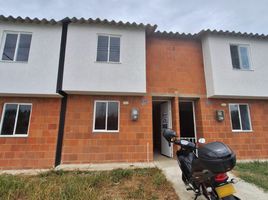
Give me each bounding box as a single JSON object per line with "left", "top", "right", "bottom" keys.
{"left": 0, "top": 103, "right": 32, "bottom": 136}
{"left": 229, "top": 104, "right": 252, "bottom": 132}
{"left": 1, "top": 32, "right": 32, "bottom": 62}
{"left": 96, "top": 35, "right": 120, "bottom": 62}
{"left": 230, "top": 44, "right": 251, "bottom": 70}
{"left": 93, "top": 101, "right": 119, "bottom": 132}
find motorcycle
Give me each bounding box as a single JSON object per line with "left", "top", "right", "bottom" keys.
{"left": 163, "top": 129, "right": 240, "bottom": 200}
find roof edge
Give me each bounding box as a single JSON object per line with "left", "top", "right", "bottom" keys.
{"left": 197, "top": 29, "right": 268, "bottom": 40}
{"left": 0, "top": 15, "right": 60, "bottom": 25}
{"left": 0, "top": 15, "right": 157, "bottom": 32}
{"left": 151, "top": 30, "right": 198, "bottom": 40}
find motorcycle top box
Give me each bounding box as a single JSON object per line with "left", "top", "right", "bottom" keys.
{"left": 197, "top": 142, "right": 236, "bottom": 174}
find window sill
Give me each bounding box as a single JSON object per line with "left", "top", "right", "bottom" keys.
{"left": 232, "top": 68, "right": 254, "bottom": 71}
{"left": 232, "top": 130, "right": 253, "bottom": 133}
{"left": 0, "top": 60, "right": 28, "bottom": 64}
{"left": 93, "top": 130, "right": 119, "bottom": 133}
{"left": 0, "top": 134, "right": 28, "bottom": 138}
{"left": 95, "top": 61, "right": 121, "bottom": 64}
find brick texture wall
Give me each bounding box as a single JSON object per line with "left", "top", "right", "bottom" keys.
{"left": 146, "top": 36, "right": 206, "bottom": 95}
{"left": 0, "top": 97, "right": 60, "bottom": 169}
{"left": 197, "top": 98, "right": 268, "bottom": 159}
{"left": 146, "top": 35, "right": 268, "bottom": 160}
{"left": 62, "top": 95, "right": 153, "bottom": 164}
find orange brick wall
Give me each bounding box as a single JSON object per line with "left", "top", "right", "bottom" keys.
{"left": 62, "top": 95, "right": 153, "bottom": 164}
{"left": 146, "top": 36, "right": 206, "bottom": 95}
{"left": 196, "top": 98, "right": 268, "bottom": 159}
{"left": 0, "top": 97, "right": 60, "bottom": 169}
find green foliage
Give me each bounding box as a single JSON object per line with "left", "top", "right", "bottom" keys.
{"left": 110, "top": 168, "right": 133, "bottom": 183}
{"left": 235, "top": 161, "right": 268, "bottom": 191}
{"left": 152, "top": 172, "right": 167, "bottom": 187}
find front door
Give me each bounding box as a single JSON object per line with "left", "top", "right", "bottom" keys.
{"left": 160, "top": 101, "right": 173, "bottom": 157}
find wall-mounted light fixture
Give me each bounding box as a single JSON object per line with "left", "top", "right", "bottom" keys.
{"left": 216, "top": 110, "right": 224, "bottom": 122}
{"left": 131, "top": 108, "right": 139, "bottom": 121}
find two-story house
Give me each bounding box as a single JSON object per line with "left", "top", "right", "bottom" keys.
{"left": 148, "top": 30, "right": 268, "bottom": 160}
{"left": 60, "top": 18, "right": 157, "bottom": 164}
{"left": 0, "top": 16, "right": 62, "bottom": 169}
{"left": 0, "top": 15, "right": 268, "bottom": 170}
{"left": 199, "top": 30, "right": 268, "bottom": 158}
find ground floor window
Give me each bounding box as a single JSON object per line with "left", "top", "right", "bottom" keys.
{"left": 93, "top": 101, "right": 119, "bottom": 132}
{"left": 0, "top": 103, "right": 32, "bottom": 136}
{"left": 229, "top": 104, "right": 252, "bottom": 132}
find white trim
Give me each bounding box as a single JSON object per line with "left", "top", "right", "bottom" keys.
{"left": 0, "top": 31, "right": 32, "bottom": 62}
{"left": 95, "top": 34, "right": 121, "bottom": 63}
{"left": 0, "top": 103, "right": 32, "bottom": 137}
{"left": 92, "top": 100, "right": 120, "bottom": 133}
{"left": 13, "top": 104, "right": 20, "bottom": 135}
{"left": 13, "top": 33, "right": 20, "bottom": 61}
{"left": 229, "top": 103, "right": 253, "bottom": 132}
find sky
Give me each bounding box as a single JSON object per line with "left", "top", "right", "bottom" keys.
{"left": 1, "top": 0, "right": 268, "bottom": 34}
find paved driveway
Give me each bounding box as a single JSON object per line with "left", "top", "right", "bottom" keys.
{"left": 153, "top": 154, "right": 268, "bottom": 200}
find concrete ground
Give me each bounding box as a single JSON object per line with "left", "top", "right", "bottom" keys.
{"left": 154, "top": 153, "right": 268, "bottom": 200}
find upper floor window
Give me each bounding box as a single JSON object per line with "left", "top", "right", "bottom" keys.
{"left": 229, "top": 104, "right": 252, "bottom": 132}
{"left": 230, "top": 44, "right": 251, "bottom": 70}
{"left": 1, "top": 32, "right": 32, "bottom": 62}
{"left": 0, "top": 103, "right": 32, "bottom": 136}
{"left": 96, "top": 35, "right": 120, "bottom": 63}
{"left": 93, "top": 101, "right": 119, "bottom": 132}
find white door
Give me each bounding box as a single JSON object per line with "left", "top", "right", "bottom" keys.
{"left": 160, "top": 101, "right": 173, "bottom": 157}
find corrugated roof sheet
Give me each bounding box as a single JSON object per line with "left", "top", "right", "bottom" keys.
{"left": 1, "top": 15, "right": 268, "bottom": 39}
{"left": 198, "top": 29, "right": 268, "bottom": 39}
{"left": 0, "top": 15, "right": 59, "bottom": 24}
{"left": 152, "top": 31, "right": 198, "bottom": 39}
{"left": 0, "top": 15, "right": 157, "bottom": 32}
{"left": 66, "top": 17, "right": 157, "bottom": 32}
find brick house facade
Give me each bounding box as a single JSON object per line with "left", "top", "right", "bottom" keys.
{"left": 0, "top": 16, "right": 268, "bottom": 170}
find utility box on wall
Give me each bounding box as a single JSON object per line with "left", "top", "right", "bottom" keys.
{"left": 216, "top": 110, "right": 224, "bottom": 122}
{"left": 131, "top": 108, "right": 139, "bottom": 121}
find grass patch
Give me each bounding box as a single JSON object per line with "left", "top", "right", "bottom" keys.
{"left": 234, "top": 161, "right": 268, "bottom": 191}
{"left": 0, "top": 168, "right": 178, "bottom": 200}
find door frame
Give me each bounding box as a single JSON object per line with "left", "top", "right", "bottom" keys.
{"left": 179, "top": 100, "right": 197, "bottom": 142}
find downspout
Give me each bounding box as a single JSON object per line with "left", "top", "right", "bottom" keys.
{"left": 55, "top": 18, "right": 70, "bottom": 167}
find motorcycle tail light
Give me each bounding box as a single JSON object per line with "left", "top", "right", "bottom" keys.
{"left": 214, "top": 173, "right": 228, "bottom": 183}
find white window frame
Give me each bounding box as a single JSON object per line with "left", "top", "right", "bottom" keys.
{"left": 95, "top": 34, "right": 121, "bottom": 63}
{"left": 0, "top": 31, "right": 32, "bottom": 63}
{"left": 93, "top": 100, "right": 120, "bottom": 133}
{"left": 0, "top": 103, "right": 32, "bottom": 137}
{"left": 230, "top": 44, "right": 252, "bottom": 70}
{"left": 229, "top": 103, "right": 253, "bottom": 132}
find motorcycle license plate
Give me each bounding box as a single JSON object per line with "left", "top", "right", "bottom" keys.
{"left": 215, "top": 183, "right": 236, "bottom": 198}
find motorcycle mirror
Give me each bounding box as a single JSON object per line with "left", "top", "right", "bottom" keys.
{"left": 198, "top": 138, "right": 206, "bottom": 144}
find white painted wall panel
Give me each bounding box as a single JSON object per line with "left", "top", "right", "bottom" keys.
{"left": 63, "top": 24, "right": 146, "bottom": 94}
{"left": 0, "top": 22, "right": 61, "bottom": 96}
{"left": 202, "top": 35, "right": 268, "bottom": 98}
